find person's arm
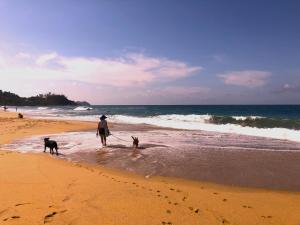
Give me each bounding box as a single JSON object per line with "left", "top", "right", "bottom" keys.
{"left": 96, "top": 122, "right": 100, "bottom": 136}
{"left": 105, "top": 121, "right": 110, "bottom": 136}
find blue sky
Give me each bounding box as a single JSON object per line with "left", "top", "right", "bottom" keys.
{"left": 0, "top": 0, "right": 299, "bottom": 104}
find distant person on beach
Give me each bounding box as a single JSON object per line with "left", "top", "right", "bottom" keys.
{"left": 96, "top": 115, "right": 110, "bottom": 146}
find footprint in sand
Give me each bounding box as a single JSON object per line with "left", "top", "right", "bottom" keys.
{"left": 0, "top": 209, "right": 8, "bottom": 216}
{"left": 194, "top": 209, "right": 200, "bottom": 214}
{"left": 62, "top": 196, "right": 71, "bottom": 202}
{"left": 59, "top": 210, "right": 68, "bottom": 214}
{"left": 261, "top": 215, "right": 272, "bottom": 219}
{"left": 15, "top": 203, "right": 31, "bottom": 207}
{"left": 3, "top": 216, "right": 21, "bottom": 221}
{"left": 221, "top": 218, "right": 231, "bottom": 225}
{"left": 67, "top": 180, "right": 77, "bottom": 189}
{"left": 162, "top": 221, "right": 172, "bottom": 225}
{"left": 166, "top": 210, "right": 171, "bottom": 214}
{"left": 11, "top": 216, "right": 20, "bottom": 219}
{"left": 44, "top": 212, "right": 57, "bottom": 224}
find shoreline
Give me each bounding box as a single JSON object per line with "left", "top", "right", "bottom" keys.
{"left": 1, "top": 111, "right": 300, "bottom": 224}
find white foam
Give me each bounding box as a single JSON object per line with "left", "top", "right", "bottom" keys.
{"left": 15, "top": 108, "right": 300, "bottom": 143}
{"left": 73, "top": 106, "right": 93, "bottom": 111}
{"left": 232, "top": 116, "right": 263, "bottom": 120}
{"left": 37, "top": 107, "right": 48, "bottom": 110}
{"left": 109, "top": 114, "right": 300, "bottom": 142}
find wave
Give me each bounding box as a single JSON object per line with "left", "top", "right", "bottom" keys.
{"left": 210, "top": 115, "right": 300, "bottom": 130}
{"left": 109, "top": 114, "right": 300, "bottom": 142}
{"left": 17, "top": 108, "right": 300, "bottom": 142}
{"left": 73, "top": 106, "right": 93, "bottom": 111}
{"left": 37, "top": 107, "right": 48, "bottom": 110}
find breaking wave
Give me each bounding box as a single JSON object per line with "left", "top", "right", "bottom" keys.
{"left": 109, "top": 114, "right": 300, "bottom": 142}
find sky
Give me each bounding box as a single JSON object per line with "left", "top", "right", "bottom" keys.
{"left": 0, "top": 0, "right": 299, "bottom": 104}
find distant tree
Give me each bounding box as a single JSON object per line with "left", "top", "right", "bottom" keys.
{"left": 0, "top": 90, "right": 84, "bottom": 106}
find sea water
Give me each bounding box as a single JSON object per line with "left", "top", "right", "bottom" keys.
{"left": 12, "top": 105, "right": 300, "bottom": 142}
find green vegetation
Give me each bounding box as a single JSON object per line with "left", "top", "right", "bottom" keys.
{"left": 0, "top": 90, "right": 87, "bottom": 106}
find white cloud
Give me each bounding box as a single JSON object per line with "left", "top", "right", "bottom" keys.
{"left": 218, "top": 70, "right": 271, "bottom": 88}
{"left": 0, "top": 51, "right": 202, "bottom": 87}
{"left": 36, "top": 52, "right": 58, "bottom": 66}
{"left": 15, "top": 52, "right": 31, "bottom": 59}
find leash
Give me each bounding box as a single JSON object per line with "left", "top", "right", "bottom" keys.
{"left": 110, "top": 133, "right": 131, "bottom": 143}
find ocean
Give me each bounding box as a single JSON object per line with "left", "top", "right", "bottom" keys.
{"left": 16, "top": 105, "right": 300, "bottom": 142}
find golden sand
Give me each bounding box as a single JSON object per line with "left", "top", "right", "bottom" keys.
{"left": 0, "top": 111, "right": 300, "bottom": 225}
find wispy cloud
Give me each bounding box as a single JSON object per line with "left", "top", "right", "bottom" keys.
{"left": 161, "top": 86, "right": 209, "bottom": 95}
{"left": 36, "top": 52, "right": 58, "bottom": 66}
{"left": 0, "top": 51, "right": 204, "bottom": 103}
{"left": 218, "top": 70, "right": 271, "bottom": 88}
{"left": 15, "top": 52, "right": 31, "bottom": 59}
{"left": 0, "top": 51, "right": 202, "bottom": 88}
{"left": 273, "top": 83, "right": 300, "bottom": 94}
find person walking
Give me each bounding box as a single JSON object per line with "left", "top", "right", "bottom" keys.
{"left": 96, "top": 115, "right": 110, "bottom": 147}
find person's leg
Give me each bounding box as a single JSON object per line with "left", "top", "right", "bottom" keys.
{"left": 100, "top": 136, "right": 104, "bottom": 145}
{"left": 103, "top": 136, "right": 107, "bottom": 146}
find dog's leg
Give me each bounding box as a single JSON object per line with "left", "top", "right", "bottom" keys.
{"left": 55, "top": 147, "right": 58, "bottom": 155}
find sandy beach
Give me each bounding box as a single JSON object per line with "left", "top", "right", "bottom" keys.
{"left": 1, "top": 111, "right": 300, "bottom": 225}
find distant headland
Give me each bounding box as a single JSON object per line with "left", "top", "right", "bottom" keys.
{"left": 0, "top": 90, "right": 90, "bottom": 106}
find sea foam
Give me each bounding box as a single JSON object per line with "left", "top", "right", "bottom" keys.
{"left": 109, "top": 114, "right": 300, "bottom": 142}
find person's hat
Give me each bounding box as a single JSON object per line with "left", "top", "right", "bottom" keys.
{"left": 100, "top": 115, "right": 107, "bottom": 120}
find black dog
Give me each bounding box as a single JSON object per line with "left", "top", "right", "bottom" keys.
{"left": 131, "top": 136, "right": 139, "bottom": 149}
{"left": 44, "top": 138, "right": 58, "bottom": 155}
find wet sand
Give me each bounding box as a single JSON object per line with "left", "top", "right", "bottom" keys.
{"left": 6, "top": 126, "right": 300, "bottom": 191}
{"left": 67, "top": 130, "right": 300, "bottom": 191}
{"left": 1, "top": 111, "right": 300, "bottom": 225}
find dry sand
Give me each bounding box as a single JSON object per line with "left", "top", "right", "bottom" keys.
{"left": 0, "top": 111, "right": 300, "bottom": 225}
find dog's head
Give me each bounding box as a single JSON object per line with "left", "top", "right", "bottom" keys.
{"left": 44, "top": 138, "right": 50, "bottom": 142}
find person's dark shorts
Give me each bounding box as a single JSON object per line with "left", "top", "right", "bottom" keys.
{"left": 99, "top": 128, "right": 105, "bottom": 136}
